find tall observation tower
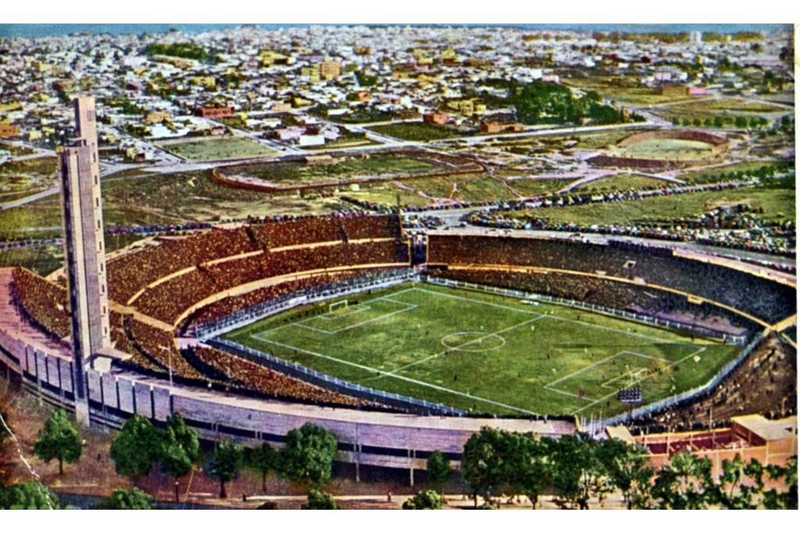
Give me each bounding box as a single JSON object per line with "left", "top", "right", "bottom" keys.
{"left": 58, "top": 96, "right": 112, "bottom": 426}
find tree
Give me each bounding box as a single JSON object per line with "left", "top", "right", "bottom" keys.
{"left": 302, "top": 488, "right": 339, "bottom": 509}
{"left": 426, "top": 451, "right": 451, "bottom": 495}
{"left": 735, "top": 116, "right": 749, "bottom": 129}
{"left": 159, "top": 414, "right": 201, "bottom": 502}
{"left": 652, "top": 452, "right": 718, "bottom": 509}
{"left": 33, "top": 409, "right": 82, "bottom": 475}
{"left": 246, "top": 443, "right": 277, "bottom": 494}
{"left": 279, "top": 424, "right": 338, "bottom": 489}
{"left": 506, "top": 434, "right": 553, "bottom": 509}
{"left": 595, "top": 438, "right": 654, "bottom": 509}
{"left": 763, "top": 457, "right": 798, "bottom": 509}
{"left": 110, "top": 415, "right": 162, "bottom": 486}
{"left": 403, "top": 489, "right": 443, "bottom": 510}
{"left": 100, "top": 488, "right": 153, "bottom": 510}
{"left": 461, "top": 427, "right": 508, "bottom": 507}
{"left": 717, "top": 455, "right": 764, "bottom": 509}
{"left": 549, "top": 433, "right": 611, "bottom": 509}
{"left": 0, "top": 480, "right": 59, "bottom": 509}
{"left": 207, "top": 440, "right": 245, "bottom": 498}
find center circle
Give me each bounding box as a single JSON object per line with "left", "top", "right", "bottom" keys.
{"left": 441, "top": 331, "right": 506, "bottom": 352}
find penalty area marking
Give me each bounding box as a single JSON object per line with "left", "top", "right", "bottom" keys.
{"left": 570, "top": 346, "right": 707, "bottom": 416}
{"left": 295, "top": 303, "right": 417, "bottom": 335}
{"left": 316, "top": 304, "right": 372, "bottom": 321}
{"left": 544, "top": 350, "right": 674, "bottom": 404}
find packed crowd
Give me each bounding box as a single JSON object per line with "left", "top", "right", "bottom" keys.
{"left": 188, "top": 345, "right": 374, "bottom": 407}
{"left": 125, "top": 317, "right": 203, "bottom": 380}
{"left": 185, "top": 270, "right": 386, "bottom": 331}
{"left": 10, "top": 267, "right": 71, "bottom": 340}
{"left": 107, "top": 228, "right": 257, "bottom": 304}
{"left": 133, "top": 240, "right": 409, "bottom": 325}
{"left": 427, "top": 234, "right": 796, "bottom": 324}
{"left": 246, "top": 213, "right": 402, "bottom": 248}
{"left": 108, "top": 312, "right": 165, "bottom": 374}
{"left": 107, "top": 214, "right": 404, "bottom": 304}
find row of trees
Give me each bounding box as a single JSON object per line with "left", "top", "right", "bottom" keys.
{"left": 110, "top": 415, "right": 339, "bottom": 507}
{"left": 5, "top": 409, "right": 797, "bottom": 510}
{"left": 460, "top": 428, "right": 798, "bottom": 510}
{"left": 3, "top": 408, "right": 342, "bottom": 509}
{"left": 671, "top": 115, "right": 771, "bottom": 129}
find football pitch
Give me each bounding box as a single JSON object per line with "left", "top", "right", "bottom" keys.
{"left": 224, "top": 283, "right": 740, "bottom": 417}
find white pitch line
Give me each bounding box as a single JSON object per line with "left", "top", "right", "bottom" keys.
{"left": 250, "top": 335, "right": 538, "bottom": 415}
{"left": 410, "top": 287, "right": 542, "bottom": 316}
{"left": 570, "top": 346, "right": 707, "bottom": 416}
{"left": 418, "top": 286, "right": 696, "bottom": 347}
{"left": 388, "top": 315, "right": 547, "bottom": 375}
{"left": 258, "top": 286, "right": 418, "bottom": 336}
{"left": 296, "top": 303, "right": 417, "bottom": 334}
{"left": 544, "top": 314, "right": 693, "bottom": 346}
{"left": 317, "top": 305, "right": 372, "bottom": 321}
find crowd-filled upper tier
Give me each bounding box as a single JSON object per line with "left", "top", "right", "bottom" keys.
{"left": 107, "top": 214, "right": 403, "bottom": 304}
{"left": 427, "top": 234, "right": 796, "bottom": 325}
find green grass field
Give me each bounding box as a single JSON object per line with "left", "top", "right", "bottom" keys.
{"left": 156, "top": 136, "right": 278, "bottom": 162}
{"left": 574, "top": 174, "right": 673, "bottom": 193}
{"left": 368, "top": 122, "right": 465, "bottom": 141}
{"left": 225, "top": 152, "right": 439, "bottom": 185}
{"left": 225, "top": 283, "right": 739, "bottom": 417}
{"left": 612, "top": 138, "right": 717, "bottom": 161}
{"left": 505, "top": 185, "right": 795, "bottom": 226}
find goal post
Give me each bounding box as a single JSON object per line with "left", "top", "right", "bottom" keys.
{"left": 329, "top": 300, "right": 349, "bottom": 314}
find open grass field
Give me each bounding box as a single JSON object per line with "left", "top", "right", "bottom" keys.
{"left": 506, "top": 184, "right": 795, "bottom": 226}
{"left": 155, "top": 136, "right": 278, "bottom": 162}
{"left": 667, "top": 98, "right": 788, "bottom": 114}
{"left": 612, "top": 138, "right": 717, "bottom": 161}
{"left": 564, "top": 77, "right": 696, "bottom": 107}
{"left": 508, "top": 178, "right": 575, "bottom": 196}
{"left": 678, "top": 160, "right": 786, "bottom": 184}
{"left": 225, "top": 283, "right": 739, "bottom": 417}
{"left": 574, "top": 174, "right": 672, "bottom": 193}
{"left": 224, "top": 152, "right": 440, "bottom": 185}
{"left": 0, "top": 157, "right": 57, "bottom": 202}
{"left": 368, "top": 122, "right": 465, "bottom": 141}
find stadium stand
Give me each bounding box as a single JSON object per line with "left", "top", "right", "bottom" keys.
{"left": 133, "top": 240, "right": 409, "bottom": 325}
{"left": 10, "top": 267, "right": 71, "bottom": 340}
{"left": 125, "top": 317, "right": 203, "bottom": 379}
{"left": 184, "top": 270, "right": 385, "bottom": 329}
{"left": 188, "top": 345, "right": 374, "bottom": 407}
{"left": 427, "top": 234, "right": 796, "bottom": 324}
{"left": 427, "top": 267, "right": 753, "bottom": 334}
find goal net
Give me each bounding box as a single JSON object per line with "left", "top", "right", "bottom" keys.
{"left": 329, "top": 300, "right": 349, "bottom": 314}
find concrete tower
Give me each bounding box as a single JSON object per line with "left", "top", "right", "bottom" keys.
{"left": 58, "top": 96, "right": 112, "bottom": 426}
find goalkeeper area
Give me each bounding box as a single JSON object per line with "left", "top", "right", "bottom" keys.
{"left": 224, "top": 282, "right": 741, "bottom": 417}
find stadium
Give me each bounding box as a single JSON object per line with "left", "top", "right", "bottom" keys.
{"left": 590, "top": 129, "right": 729, "bottom": 170}
{"left": 1, "top": 211, "right": 795, "bottom": 471}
